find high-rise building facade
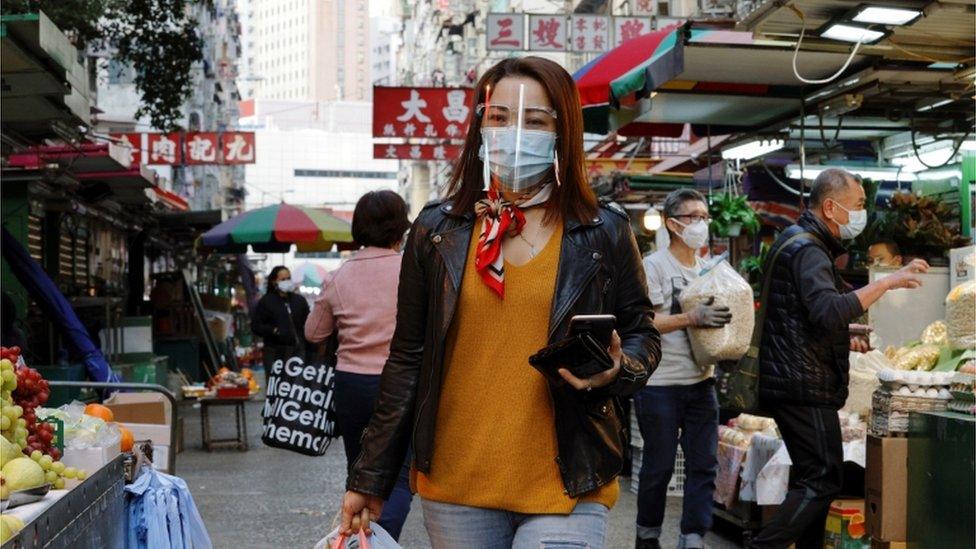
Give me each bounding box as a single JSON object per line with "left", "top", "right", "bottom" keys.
{"left": 247, "top": 0, "right": 371, "bottom": 101}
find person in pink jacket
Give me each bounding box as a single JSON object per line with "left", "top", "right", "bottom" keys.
{"left": 304, "top": 190, "right": 413, "bottom": 539}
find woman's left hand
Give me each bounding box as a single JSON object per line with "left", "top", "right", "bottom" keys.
{"left": 558, "top": 331, "right": 623, "bottom": 391}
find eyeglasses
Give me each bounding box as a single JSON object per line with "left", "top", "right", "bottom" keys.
{"left": 475, "top": 103, "right": 558, "bottom": 129}
{"left": 671, "top": 214, "right": 712, "bottom": 224}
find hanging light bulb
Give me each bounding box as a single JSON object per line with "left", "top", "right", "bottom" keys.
{"left": 643, "top": 208, "right": 662, "bottom": 232}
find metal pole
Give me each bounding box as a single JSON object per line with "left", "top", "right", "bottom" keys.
{"left": 47, "top": 381, "right": 179, "bottom": 473}
{"left": 799, "top": 99, "right": 806, "bottom": 211}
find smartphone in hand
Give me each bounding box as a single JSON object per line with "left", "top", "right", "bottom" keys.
{"left": 570, "top": 314, "right": 616, "bottom": 348}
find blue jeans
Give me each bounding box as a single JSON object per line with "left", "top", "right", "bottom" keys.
{"left": 634, "top": 379, "right": 719, "bottom": 548}
{"left": 333, "top": 370, "right": 413, "bottom": 541}
{"left": 422, "top": 499, "right": 610, "bottom": 549}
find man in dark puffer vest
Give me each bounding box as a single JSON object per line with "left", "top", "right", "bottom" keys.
{"left": 750, "top": 168, "right": 930, "bottom": 549}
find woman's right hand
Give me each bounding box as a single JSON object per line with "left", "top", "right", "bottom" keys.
{"left": 340, "top": 490, "right": 384, "bottom": 536}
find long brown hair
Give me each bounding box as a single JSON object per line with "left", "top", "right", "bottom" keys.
{"left": 447, "top": 57, "right": 598, "bottom": 224}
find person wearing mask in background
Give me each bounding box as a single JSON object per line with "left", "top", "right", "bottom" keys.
{"left": 304, "top": 190, "right": 414, "bottom": 540}
{"left": 751, "top": 168, "right": 929, "bottom": 549}
{"left": 251, "top": 266, "right": 310, "bottom": 370}
{"left": 636, "top": 189, "right": 730, "bottom": 549}
{"left": 867, "top": 240, "right": 903, "bottom": 268}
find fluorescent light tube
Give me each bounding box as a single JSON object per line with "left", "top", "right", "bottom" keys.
{"left": 785, "top": 164, "right": 915, "bottom": 182}
{"left": 721, "top": 139, "right": 785, "bottom": 161}
{"left": 853, "top": 6, "right": 922, "bottom": 26}
{"left": 821, "top": 24, "right": 886, "bottom": 44}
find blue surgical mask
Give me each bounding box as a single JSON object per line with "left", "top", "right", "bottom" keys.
{"left": 479, "top": 127, "right": 556, "bottom": 192}
{"left": 276, "top": 280, "right": 296, "bottom": 293}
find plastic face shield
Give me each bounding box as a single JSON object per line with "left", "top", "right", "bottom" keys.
{"left": 478, "top": 83, "right": 558, "bottom": 193}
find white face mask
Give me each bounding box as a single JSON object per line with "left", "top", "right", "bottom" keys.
{"left": 831, "top": 201, "right": 867, "bottom": 240}
{"left": 276, "top": 279, "right": 296, "bottom": 293}
{"left": 671, "top": 219, "right": 710, "bottom": 250}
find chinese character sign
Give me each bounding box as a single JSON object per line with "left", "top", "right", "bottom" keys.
{"left": 614, "top": 17, "right": 651, "bottom": 47}
{"left": 112, "top": 133, "right": 142, "bottom": 166}
{"left": 372, "top": 87, "right": 474, "bottom": 139}
{"left": 221, "top": 132, "right": 256, "bottom": 164}
{"left": 633, "top": 0, "right": 655, "bottom": 16}
{"left": 147, "top": 133, "right": 182, "bottom": 165}
{"left": 571, "top": 15, "right": 610, "bottom": 52}
{"left": 374, "top": 144, "right": 462, "bottom": 161}
{"left": 528, "top": 15, "right": 567, "bottom": 51}
{"left": 487, "top": 14, "right": 525, "bottom": 51}
{"left": 184, "top": 132, "right": 219, "bottom": 165}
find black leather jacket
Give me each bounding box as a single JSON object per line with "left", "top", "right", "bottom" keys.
{"left": 347, "top": 199, "right": 660, "bottom": 499}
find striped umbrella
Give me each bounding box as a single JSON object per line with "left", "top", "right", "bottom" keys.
{"left": 201, "top": 203, "right": 352, "bottom": 253}
{"left": 574, "top": 24, "right": 683, "bottom": 135}
{"left": 291, "top": 262, "right": 329, "bottom": 288}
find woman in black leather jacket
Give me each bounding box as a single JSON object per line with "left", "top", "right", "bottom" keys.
{"left": 338, "top": 57, "right": 660, "bottom": 548}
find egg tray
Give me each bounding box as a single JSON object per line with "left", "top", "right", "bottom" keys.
{"left": 871, "top": 389, "right": 951, "bottom": 414}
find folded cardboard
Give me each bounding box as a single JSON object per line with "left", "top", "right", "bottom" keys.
{"left": 866, "top": 435, "right": 908, "bottom": 542}
{"left": 869, "top": 541, "right": 909, "bottom": 549}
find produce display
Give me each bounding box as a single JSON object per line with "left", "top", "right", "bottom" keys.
{"left": 946, "top": 281, "right": 976, "bottom": 350}
{"left": 1, "top": 514, "right": 25, "bottom": 543}
{"left": 680, "top": 261, "right": 755, "bottom": 365}
{"left": 0, "top": 346, "right": 89, "bottom": 509}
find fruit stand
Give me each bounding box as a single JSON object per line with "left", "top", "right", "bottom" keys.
{"left": 1, "top": 343, "right": 185, "bottom": 545}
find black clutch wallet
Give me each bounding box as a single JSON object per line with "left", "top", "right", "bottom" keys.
{"left": 529, "top": 332, "right": 614, "bottom": 384}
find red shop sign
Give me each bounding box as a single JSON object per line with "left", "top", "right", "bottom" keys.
{"left": 221, "top": 131, "right": 256, "bottom": 164}
{"left": 372, "top": 87, "right": 473, "bottom": 139}
{"left": 373, "top": 143, "right": 462, "bottom": 161}
{"left": 147, "top": 132, "right": 182, "bottom": 165}
{"left": 184, "top": 132, "right": 219, "bottom": 164}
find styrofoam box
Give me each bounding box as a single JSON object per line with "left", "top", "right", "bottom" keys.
{"left": 61, "top": 444, "right": 121, "bottom": 477}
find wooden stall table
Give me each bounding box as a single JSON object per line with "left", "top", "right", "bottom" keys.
{"left": 199, "top": 395, "right": 251, "bottom": 451}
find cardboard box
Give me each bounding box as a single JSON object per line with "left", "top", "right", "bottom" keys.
{"left": 104, "top": 393, "right": 174, "bottom": 450}
{"left": 870, "top": 540, "right": 909, "bottom": 549}
{"left": 825, "top": 499, "right": 869, "bottom": 549}
{"left": 866, "top": 435, "right": 908, "bottom": 542}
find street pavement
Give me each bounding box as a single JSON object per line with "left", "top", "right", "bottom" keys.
{"left": 177, "top": 399, "right": 741, "bottom": 548}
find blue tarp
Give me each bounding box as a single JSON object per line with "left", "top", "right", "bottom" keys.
{"left": 1, "top": 226, "right": 120, "bottom": 382}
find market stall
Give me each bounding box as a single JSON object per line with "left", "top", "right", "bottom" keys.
{"left": 1, "top": 346, "right": 208, "bottom": 547}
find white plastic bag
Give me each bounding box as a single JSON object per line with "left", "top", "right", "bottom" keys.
{"left": 314, "top": 524, "right": 401, "bottom": 549}
{"left": 679, "top": 260, "right": 755, "bottom": 366}
{"left": 946, "top": 281, "right": 976, "bottom": 350}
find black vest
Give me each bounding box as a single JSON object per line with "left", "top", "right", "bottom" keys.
{"left": 759, "top": 213, "right": 852, "bottom": 409}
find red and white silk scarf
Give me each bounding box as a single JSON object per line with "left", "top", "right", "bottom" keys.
{"left": 474, "top": 184, "right": 552, "bottom": 298}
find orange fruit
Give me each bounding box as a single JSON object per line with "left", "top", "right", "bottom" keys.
{"left": 241, "top": 368, "right": 254, "bottom": 380}
{"left": 219, "top": 367, "right": 230, "bottom": 374}
{"left": 84, "top": 404, "right": 114, "bottom": 423}
{"left": 118, "top": 426, "right": 135, "bottom": 452}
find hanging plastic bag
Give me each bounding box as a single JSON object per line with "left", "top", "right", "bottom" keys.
{"left": 946, "top": 281, "right": 976, "bottom": 350}
{"left": 679, "top": 260, "right": 755, "bottom": 366}
{"left": 313, "top": 524, "right": 401, "bottom": 549}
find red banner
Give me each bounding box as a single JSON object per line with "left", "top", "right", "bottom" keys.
{"left": 119, "top": 132, "right": 256, "bottom": 165}
{"left": 373, "top": 143, "right": 462, "bottom": 160}
{"left": 372, "top": 87, "right": 473, "bottom": 139}
{"left": 221, "top": 131, "right": 256, "bottom": 164}
{"left": 147, "top": 132, "right": 182, "bottom": 165}
{"left": 184, "top": 132, "right": 219, "bottom": 164}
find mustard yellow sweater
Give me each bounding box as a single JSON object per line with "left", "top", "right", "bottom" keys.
{"left": 416, "top": 224, "right": 619, "bottom": 513}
